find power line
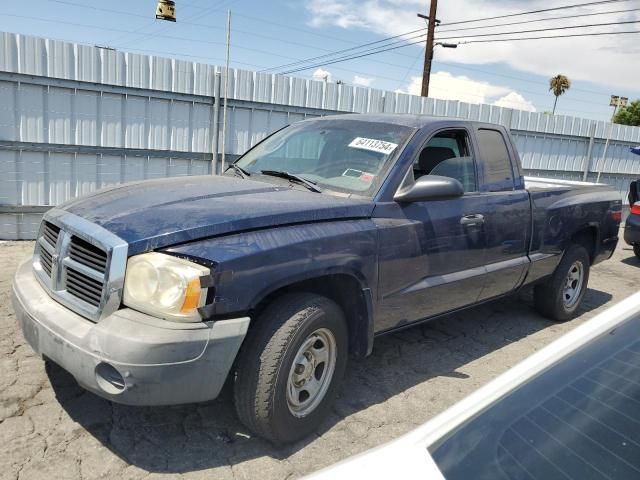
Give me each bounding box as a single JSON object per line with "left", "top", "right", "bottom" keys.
{"left": 265, "top": 31, "right": 427, "bottom": 73}
{"left": 438, "top": 0, "right": 632, "bottom": 27}
{"left": 279, "top": 28, "right": 640, "bottom": 75}
{"left": 279, "top": 38, "right": 435, "bottom": 75}
{"left": 260, "top": 27, "right": 426, "bottom": 72}
{"left": 458, "top": 29, "right": 640, "bottom": 44}
{"left": 396, "top": 47, "right": 425, "bottom": 90}
{"left": 436, "top": 7, "right": 640, "bottom": 33}
{"left": 436, "top": 19, "right": 640, "bottom": 41}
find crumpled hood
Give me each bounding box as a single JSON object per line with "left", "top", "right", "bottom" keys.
{"left": 59, "top": 175, "right": 375, "bottom": 255}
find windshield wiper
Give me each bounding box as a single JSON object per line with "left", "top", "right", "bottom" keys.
{"left": 225, "top": 163, "right": 251, "bottom": 179}
{"left": 260, "top": 170, "right": 323, "bottom": 193}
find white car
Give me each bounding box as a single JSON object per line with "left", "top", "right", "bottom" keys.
{"left": 307, "top": 291, "right": 640, "bottom": 480}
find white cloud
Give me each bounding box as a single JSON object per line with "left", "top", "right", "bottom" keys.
{"left": 493, "top": 92, "right": 536, "bottom": 112}
{"left": 424, "top": 71, "right": 510, "bottom": 103}
{"left": 353, "top": 75, "right": 374, "bottom": 87}
{"left": 312, "top": 68, "right": 333, "bottom": 82}
{"left": 397, "top": 71, "right": 535, "bottom": 111}
{"left": 306, "top": 0, "right": 640, "bottom": 91}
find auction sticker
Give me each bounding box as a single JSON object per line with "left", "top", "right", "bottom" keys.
{"left": 348, "top": 137, "right": 398, "bottom": 155}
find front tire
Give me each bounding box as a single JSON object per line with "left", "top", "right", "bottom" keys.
{"left": 233, "top": 293, "right": 348, "bottom": 444}
{"left": 634, "top": 244, "right": 640, "bottom": 259}
{"left": 534, "top": 245, "right": 590, "bottom": 322}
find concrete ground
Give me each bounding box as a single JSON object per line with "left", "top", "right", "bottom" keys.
{"left": 2, "top": 239, "right": 639, "bottom": 480}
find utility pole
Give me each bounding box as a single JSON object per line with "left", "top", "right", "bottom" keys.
{"left": 420, "top": 0, "right": 438, "bottom": 97}
{"left": 609, "top": 95, "right": 628, "bottom": 121}
{"left": 597, "top": 95, "right": 628, "bottom": 183}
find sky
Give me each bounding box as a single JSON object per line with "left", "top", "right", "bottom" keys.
{"left": 4, "top": 0, "right": 640, "bottom": 122}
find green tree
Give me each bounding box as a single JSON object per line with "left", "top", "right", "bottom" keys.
{"left": 549, "top": 74, "right": 571, "bottom": 115}
{"left": 613, "top": 100, "right": 640, "bottom": 126}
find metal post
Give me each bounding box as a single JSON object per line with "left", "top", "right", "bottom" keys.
{"left": 211, "top": 70, "right": 221, "bottom": 175}
{"left": 582, "top": 121, "right": 596, "bottom": 181}
{"left": 596, "top": 122, "right": 613, "bottom": 184}
{"left": 221, "top": 10, "right": 231, "bottom": 174}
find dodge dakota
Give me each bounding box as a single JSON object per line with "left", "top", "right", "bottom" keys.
{"left": 12, "top": 114, "right": 621, "bottom": 444}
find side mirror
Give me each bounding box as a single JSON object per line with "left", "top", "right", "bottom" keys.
{"left": 394, "top": 175, "right": 464, "bottom": 203}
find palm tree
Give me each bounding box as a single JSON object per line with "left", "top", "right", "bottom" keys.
{"left": 549, "top": 74, "right": 571, "bottom": 115}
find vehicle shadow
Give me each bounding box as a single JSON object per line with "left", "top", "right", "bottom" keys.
{"left": 46, "top": 286, "right": 612, "bottom": 475}
{"left": 620, "top": 255, "right": 640, "bottom": 267}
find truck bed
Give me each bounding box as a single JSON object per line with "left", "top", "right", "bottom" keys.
{"left": 524, "top": 176, "right": 607, "bottom": 190}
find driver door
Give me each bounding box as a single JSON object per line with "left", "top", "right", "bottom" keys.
{"left": 376, "top": 128, "right": 489, "bottom": 331}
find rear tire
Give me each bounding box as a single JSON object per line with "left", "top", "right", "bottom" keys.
{"left": 634, "top": 244, "right": 640, "bottom": 259}
{"left": 534, "top": 245, "right": 590, "bottom": 322}
{"left": 233, "top": 293, "right": 348, "bottom": 444}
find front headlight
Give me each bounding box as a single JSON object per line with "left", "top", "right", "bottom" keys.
{"left": 123, "top": 252, "right": 210, "bottom": 322}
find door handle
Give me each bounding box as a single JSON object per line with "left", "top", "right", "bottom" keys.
{"left": 460, "top": 214, "right": 485, "bottom": 226}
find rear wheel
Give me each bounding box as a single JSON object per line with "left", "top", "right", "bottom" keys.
{"left": 534, "top": 245, "right": 590, "bottom": 322}
{"left": 634, "top": 244, "right": 640, "bottom": 259}
{"left": 233, "top": 293, "right": 348, "bottom": 444}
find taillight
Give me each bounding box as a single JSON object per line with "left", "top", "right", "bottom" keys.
{"left": 631, "top": 202, "right": 640, "bottom": 215}
{"left": 612, "top": 210, "right": 622, "bottom": 222}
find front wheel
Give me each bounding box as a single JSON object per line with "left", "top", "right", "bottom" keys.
{"left": 634, "top": 244, "right": 640, "bottom": 259}
{"left": 534, "top": 245, "right": 590, "bottom": 322}
{"left": 233, "top": 293, "right": 348, "bottom": 444}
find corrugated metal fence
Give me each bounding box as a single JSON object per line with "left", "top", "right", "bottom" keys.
{"left": 1, "top": 32, "right": 639, "bottom": 239}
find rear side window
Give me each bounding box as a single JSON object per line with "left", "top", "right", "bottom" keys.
{"left": 477, "top": 129, "right": 514, "bottom": 192}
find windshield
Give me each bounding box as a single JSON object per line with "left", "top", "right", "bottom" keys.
{"left": 429, "top": 311, "right": 640, "bottom": 480}
{"left": 233, "top": 119, "right": 414, "bottom": 197}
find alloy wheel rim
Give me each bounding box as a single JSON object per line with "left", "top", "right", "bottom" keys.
{"left": 562, "top": 261, "right": 584, "bottom": 308}
{"left": 286, "top": 328, "right": 337, "bottom": 418}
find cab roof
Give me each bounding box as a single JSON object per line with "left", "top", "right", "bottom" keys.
{"left": 312, "top": 113, "right": 474, "bottom": 129}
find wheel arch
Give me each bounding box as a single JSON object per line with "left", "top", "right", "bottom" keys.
{"left": 570, "top": 223, "right": 600, "bottom": 265}
{"left": 248, "top": 270, "right": 375, "bottom": 358}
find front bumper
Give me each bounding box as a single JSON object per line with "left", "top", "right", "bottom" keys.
{"left": 12, "top": 259, "right": 249, "bottom": 406}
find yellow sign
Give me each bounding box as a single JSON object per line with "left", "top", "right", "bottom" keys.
{"left": 156, "top": 0, "right": 176, "bottom": 22}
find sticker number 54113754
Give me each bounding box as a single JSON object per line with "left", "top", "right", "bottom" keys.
{"left": 348, "top": 137, "right": 398, "bottom": 155}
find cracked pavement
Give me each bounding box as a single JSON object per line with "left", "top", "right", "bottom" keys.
{"left": 2, "top": 239, "right": 640, "bottom": 479}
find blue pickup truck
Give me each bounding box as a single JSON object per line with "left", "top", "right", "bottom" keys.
{"left": 12, "top": 114, "right": 621, "bottom": 444}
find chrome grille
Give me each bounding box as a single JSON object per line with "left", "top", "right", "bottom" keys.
{"left": 65, "top": 267, "right": 104, "bottom": 307}
{"left": 39, "top": 246, "right": 53, "bottom": 277}
{"left": 33, "top": 209, "right": 128, "bottom": 322}
{"left": 43, "top": 222, "right": 60, "bottom": 247}
{"left": 69, "top": 236, "right": 108, "bottom": 273}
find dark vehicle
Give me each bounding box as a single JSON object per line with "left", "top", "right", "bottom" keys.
{"left": 624, "top": 180, "right": 640, "bottom": 258}
{"left": 12, "top": 114, "right": 621, "bottom": 444}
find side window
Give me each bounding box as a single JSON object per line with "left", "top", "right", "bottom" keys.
{"left": 476, "top": 129, "right": 515, "bottom": 192}
{"left": 413, "top": 129, "right": 478, "bottom": 193}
